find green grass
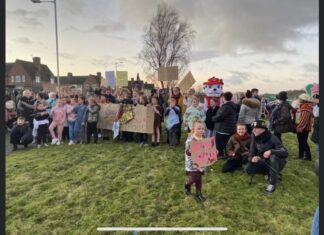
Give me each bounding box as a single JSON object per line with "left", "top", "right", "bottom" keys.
{"left": 6, "top": 132, "right": 318, "bottom": 235}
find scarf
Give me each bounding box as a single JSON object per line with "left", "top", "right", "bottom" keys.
{"left": 234, "top": 132, "right": 250, "bottom": 142}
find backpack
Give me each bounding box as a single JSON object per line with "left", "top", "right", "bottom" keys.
{"left": 273, "top": 102, "right": 294, "bottom": 133}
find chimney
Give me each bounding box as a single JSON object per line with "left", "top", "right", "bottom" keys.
{"left": 97, "top": 72, "right": 101, "bottom": 78}
{"left": 33, "top": 57, "right": 41, "bottom": 73}
{"left": 67, "top": 72, "right": 73, "bottom": 77}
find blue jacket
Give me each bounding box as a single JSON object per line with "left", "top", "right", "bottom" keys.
{"left": 73, "top": 104, "right": 87, "bottom": 123}
{"left": 165, "top": 106, "right": 180, "bottom": 130}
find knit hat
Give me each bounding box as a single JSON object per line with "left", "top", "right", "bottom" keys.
{"left": 299, "top": 93, "right": 312, "bottom": 102}
{"left": 251, "top": 119, "right": 267, "bottom": 129}
{"left": 312, "top": 83, "right": 319, "bottom": 94}
{"left": 276, "top": 91, "right": 288, "bottom": 101}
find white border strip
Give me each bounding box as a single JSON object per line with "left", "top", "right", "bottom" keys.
{"left": 97, "top": 227, "right": 228, "bottom": 231}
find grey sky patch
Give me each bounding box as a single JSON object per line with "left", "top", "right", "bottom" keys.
{"left": 118, "top": 0, "right": 318, "bottom": 54}
{"left": 303, "top": 63, "right": 318, "bottom": 73}
{"left": 60, "top": 53, "right": 76, "bottom": 60}
{"left": 7, "top": 9, "right": 48, "bottom": 28}
{"left": 190, "top": 49, "right": 219, "bottom": 62}
{"left": 89, "top": 22, "right": 126, "bottom": 33}
{"left": 227, "top": 71, "right": 252, "bottom": 84}
{"left": 13, "top": 37, "right": 35, "bottom": 45}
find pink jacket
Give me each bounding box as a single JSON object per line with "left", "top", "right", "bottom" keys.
{"left": 66, "top": 104, "right": 77, "bottom": 122}
{"left": 51, "top": 106, "right": 66, "bottom": 124}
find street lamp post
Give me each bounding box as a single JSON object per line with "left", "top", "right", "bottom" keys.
{"left": 31, "top": 0, "right": 60, "bottom": 93}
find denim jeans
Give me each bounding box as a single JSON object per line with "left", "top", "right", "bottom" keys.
{"left": 68, "top": 121, "right": 76, "bottom": 142}
{"left": 74, "top": 121, "right": 85, "bottom": 143}
{"left": 311, "top": 207, "right": 319, "bottom": 235}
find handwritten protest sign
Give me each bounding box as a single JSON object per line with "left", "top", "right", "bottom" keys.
{"left": 97, "top": 104, "right": 154, "bottom": 134}
{"left": 116, "top": 71, "right": 128, "bottom": 88}
{"left": 105, "top": 71, "right": 116, "bottom": 88}
{"left": 158, "top": 66, "right": 178, "bottom": 81}
{"left": 177, "top": 71, "right": 196, "bottom": 92}
{"left": 190, "top": 137, "right": 218, "bottom": 168}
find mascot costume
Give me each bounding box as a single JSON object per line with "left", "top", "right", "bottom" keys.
{"left": 203, "top": 76, "right": 224, "bottom": 111}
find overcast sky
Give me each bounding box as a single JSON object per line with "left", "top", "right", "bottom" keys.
{"left": 6, "top": 0, "right": 318, "bottom": 93}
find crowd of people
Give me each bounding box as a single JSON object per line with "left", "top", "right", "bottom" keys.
{"left": 5, "top": 83, "right": 319, "bottom": 201}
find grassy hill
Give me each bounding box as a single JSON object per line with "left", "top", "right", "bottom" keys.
{"left": 6, "top": 132, "right": 318, "bottom": 235}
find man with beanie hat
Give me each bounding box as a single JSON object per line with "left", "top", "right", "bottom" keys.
{"left": 245, "top": 119, "right": 288, "bottom": 194}
{"left": 269, "top": 91, "right": 295, "bottom": 142}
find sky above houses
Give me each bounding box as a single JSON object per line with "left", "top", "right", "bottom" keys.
{"left": 6, "top": 0, "right": 318, "bottom": 93}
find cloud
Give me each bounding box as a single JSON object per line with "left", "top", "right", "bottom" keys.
{"left": 60, "top": 53, "right": 76, "bottom": 60}
{"left": 7, "top": 9, "right": 49, "bottom": 28}
{"left": 226, "top": 71, "right": 252, "bottom": 84}
{"left": 13, "top": 37, "right": 35, "bottom": 45}
{"left": 89, "top": 23, "right": 126, "bottom": 33}
{"left": 90, "top": 56, "right": 113, "bottom": 68}
{"left": 190, "top": 49, "right": 219, "bottom": 62}
{"left": 118, "top": 0, "right": 318, "bottom": 54}
{"left": 303, "top": 63, "right": 318, "bottom": 73}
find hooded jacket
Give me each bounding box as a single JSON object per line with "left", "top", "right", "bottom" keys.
{"left": 213, "top": 101, "right": 237, "bottom": 135}
{"left": 238, "top": 98, "right": 261, "bottom": 125}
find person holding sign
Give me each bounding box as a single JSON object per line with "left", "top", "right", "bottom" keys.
{"left": 184, "top": 120, "right": 217, "bottom": 202}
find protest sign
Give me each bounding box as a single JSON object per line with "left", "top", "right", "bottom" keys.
{"left": 190, "top": 137, "right": 218, "bottom": 168}
{"left": 105, "top": 71, "right": 116, "bottom": 88}
{"left": 97, "top": 104, "right": 154, "bottom": 134}
{"left": 116, "top": 71, "right": 128, "bottom": 88}
{"left": 158, "top": 66, "right": 178, "bottom": 81}
{"left": 177, "top": 71, "right": 196, "bottom": 92}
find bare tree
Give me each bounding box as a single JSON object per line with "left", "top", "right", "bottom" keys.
{"left": 139, "top": 2, "right": 195, "bottom": 88}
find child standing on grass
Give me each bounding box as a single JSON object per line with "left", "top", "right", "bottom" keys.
{"left": 165, "top": 97, "right": 181, "bottom": 146}
{"left": 66, "top": 97, "right": 77, "bottom": 145}
{"left": 84, "top": 96, "right": 101, "bottom": 144}
{"left": 184, "top": 120, "right": 212, "bottom": 202}
{"left": 49, "top": 99, "right": 66, "bottom": 145}
{"left": 73, "top": 96, "right": 87, "bottom": 144}
{"left": 183, "top": 95, "right": 206, "bottom": 133}
{"left": 151, "top": 96, "right": 162, "bottom": 147}
{"left": 138, "top": 94, "right": 149, "bottom": 146}
{"left": 34, "top": 102, "right": 49, "bottom": 148}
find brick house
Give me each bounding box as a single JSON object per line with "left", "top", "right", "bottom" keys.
{"left": 5, "top": 57, "right": 56, "bottom": 93}
{"left": 58, "top": 72, "right": 102, "bottom": 96}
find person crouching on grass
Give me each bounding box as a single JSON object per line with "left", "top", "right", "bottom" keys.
{"left": 245, "top": 119, "right": 288, "bottom": 194}
{"left": 222, "top": 123, "right": 250, "bottom": 173}
{"left": 184, "top": 120, "right": 216, "bottom": 202}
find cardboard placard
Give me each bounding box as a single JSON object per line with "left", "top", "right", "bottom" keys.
{"left": 190, "top": 137, "right": 218, "bottom": 168}
{"left": 177, "top": 71, "right": 196, "bottom": 92}
{"left": 97, "top": 103, "right": 154, "bottom": 134}
{"left": 116, "top": 71, "right": 128, "bottom": 88}
{"left": 158, "top": 66, "right": 178, "bottom": 81}
{"left": 105, "top": 71, "right": 116, "bottom": 88}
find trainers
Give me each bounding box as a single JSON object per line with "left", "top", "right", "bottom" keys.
{"left": 51, "top": 138, "right": 58, "bottom": 145}
{"left": 184, "top": 184, "right": 191, "bottom": 195}
{"left": 32, "top": 139, "right": 36, "bottom": 144}
{"left": 143, "top": 143, "right": 149, "bottom": 147}
{"left": 264, "top": 184, "right": 276, "bottom": 194}
{"left": 195, "top": 192, "right": 206, "bottom": 202}
{"left": 68, "top": 140, "right": 74, "bottom": 146}
{"left": 37, "top": 145, "right": 41, "bottom": 149}
{"left": 44, "top": 143, "right": 49, "bottom": 147}
{"left": 56, "top": 141, "right": 61, "bottom": 145}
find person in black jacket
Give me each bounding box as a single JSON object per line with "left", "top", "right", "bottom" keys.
{"left": 205, "top": 98, "right": 218, "bottom": 137}
{"left": 10, "top": 116, "right": 33, "bottom": 151}
{"left": 245, "top": 119, "right": 288, "bottom": 194}
{"left": 34, "top": 102, "right": 50, "bottom": 148}
{"left": 212, "top": 92, "right": 237, "bottom": 158}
